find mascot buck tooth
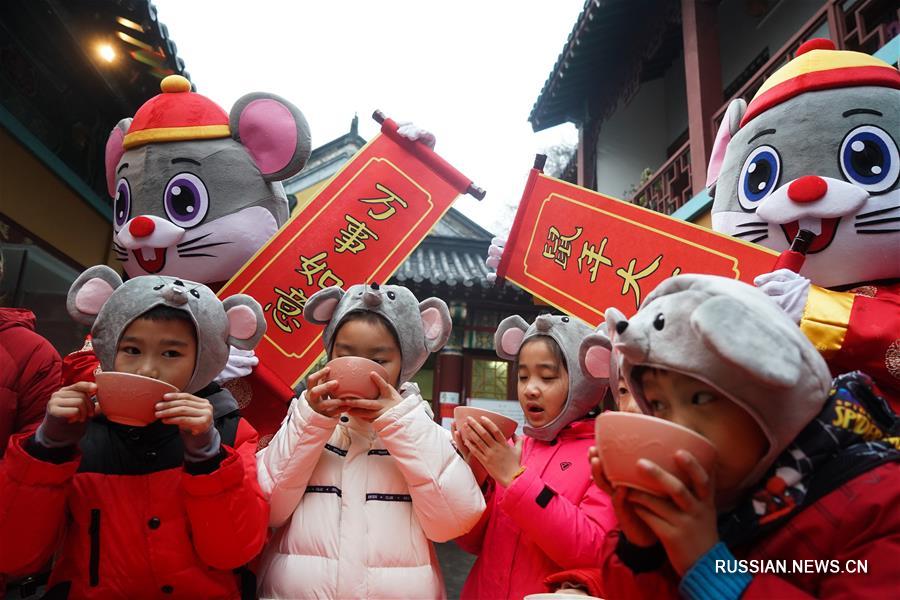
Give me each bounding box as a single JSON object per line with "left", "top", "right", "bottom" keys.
{"left": 707, "top": 38, "right": 900, "bottom": 409}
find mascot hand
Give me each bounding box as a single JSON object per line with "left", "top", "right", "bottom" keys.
{"left": 485, "top": 236, "right": 506, "bottom": 284}
{"left": 754, "top": 268, "right": 811, "bottom": 324}
{"left": 396, "top": 122, "right": 436, "bottom": 149}
{"left": 214, "top": 347, "right": 259, "bottom": 384}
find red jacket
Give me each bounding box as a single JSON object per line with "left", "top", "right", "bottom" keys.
{"left": 456, "top": 418, "right": 616, "bottom": 600}
{"left": 0, "top": 308, "right": 61, "bottom": 457}
{"left": 597, "top": 460, "right": 900, "bottom": 599}
{"left": 0, "top": 391, "right": 268, "bottom": 599}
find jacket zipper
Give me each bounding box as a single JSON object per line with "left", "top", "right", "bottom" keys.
{"left": 89, "top": 509, "right": 101, "bottom": 587}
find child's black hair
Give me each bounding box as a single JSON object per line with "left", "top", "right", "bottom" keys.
{"left": 135, "top": 305, "right": 197, "bottom": 340}
{"left": 332, "top": 310, "right": 401, "bottom": 353}
{"left": 515, "top": 334, "right": 568, "bottom": 372}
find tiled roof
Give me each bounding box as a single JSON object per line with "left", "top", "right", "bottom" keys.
{"left": 529, "top": 0, "right": 678, "bottom": 132}
{"left": 391, "top": 237, "right": 492, "bottom": 288}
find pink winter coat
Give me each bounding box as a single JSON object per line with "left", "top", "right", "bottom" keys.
{"left": 456, "top": 418, "right": 616, "bottom": 599}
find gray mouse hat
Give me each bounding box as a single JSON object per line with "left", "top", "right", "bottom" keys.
{"left": 303, "top": 282, "right": 453, "bottom": 385}
{"left": 605, "top": 274, "right": 832, "bottom": 488}
{"left": 495, "top": 314, "right": 612, "bottom": 441}
{"left": 67, "top": 265, "right": 266, "bottom": 394}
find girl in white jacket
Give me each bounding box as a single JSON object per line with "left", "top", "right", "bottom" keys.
{"left": 255, "top": 283, "right": 485, "bottom": 599}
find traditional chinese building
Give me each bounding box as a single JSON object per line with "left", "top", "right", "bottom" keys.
{"left": 283, "top": 118, "right": 542, "bottom": 418}
{"left": 531, "top": 0, "right": 899, "bottom": 225}
{"left": 0, "top": 0, "right": 188, "bottom": 354}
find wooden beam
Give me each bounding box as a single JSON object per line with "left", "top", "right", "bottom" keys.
{"left": 681, "top": 0, "right": 722, "bottom": 195}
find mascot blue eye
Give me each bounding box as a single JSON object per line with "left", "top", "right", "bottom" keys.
{"left": 738, "top": 145, "right": 781, "bottom": 209}
{"left": 114, "top": 178, "right": 131, "bottom": 227}
{"left": 839, "top": 125, "right": 898, "bottom": 193}
{"left": 163, "top": 172, "right": 209, "bottom": 228}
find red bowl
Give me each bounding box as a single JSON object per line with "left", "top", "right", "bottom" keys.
{"left": 95, "top": 371, "right": 178, "bottom": 427}
{"left": 595, "top": 411, "right": 717, "bottom": 495}
{"left": 324, "top": 356, "right": 390, "bottom": 400}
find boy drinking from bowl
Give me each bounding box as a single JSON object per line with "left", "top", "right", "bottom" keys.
{"left": 0, "top": 266, "right": 269, "bottom": 599}
{"left": 589, "top": 274, "right": 900, "bottom": 599}
{"left": 254, "top": 282, "right": 484, "bottom": 600}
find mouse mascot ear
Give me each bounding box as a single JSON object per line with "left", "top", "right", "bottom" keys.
{"left": 105, "top": 118, "right": 132, "bottom": 198}
{"left": 231, "top": 92, "right": 312, "bottom": 182}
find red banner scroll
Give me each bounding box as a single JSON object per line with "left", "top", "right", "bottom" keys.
{"left": 497, "top": 165, "right": 778, "bottom": 325}
{"left": 219, "top": 112, "right": 483, "bottom": 388}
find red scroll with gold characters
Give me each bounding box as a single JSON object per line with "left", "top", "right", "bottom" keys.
{"left": 497, "top": 162, "right": 778, "bottom": 325}
{"left": 219, "top": 112, "right": 484, "bottom": 388}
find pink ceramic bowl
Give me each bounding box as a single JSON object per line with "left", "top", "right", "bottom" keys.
{"left": 454, "top": 406, "right": 519, "bottom": 483}
{"left": 454, "top": 406, "right": 518, "bottom": 439}
{"left": 595, "top": 411, "right": 717, "bottom": 495}
{"left": 94, "top": 371, "right": 178, "bottom": 427}
{"left": 324, "top": 356, "right": 390, "bottom": 400}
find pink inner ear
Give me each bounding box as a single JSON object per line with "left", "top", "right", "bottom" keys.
{"left": 500, "top": 328, "right": 525, "bottom": 356}
{"left": 226, "top": 305, "right": 258, "bottom": 340}
{"left": 238, "top": 99, "right": 298, "bottom": 176}
{"left": 75, "top": 279, "right": 116, "bottom": 315}
{"left": 421, "top": 307, "right": 443, "bottom": 340}
{"left": 584, "top": 345, "right": 611, "bottom": 379}
{"left": 705, "top": 116, "right": 733, "bottom": 188}
{"left": 311, "top": 297, "right": 339, "bottom": 323}
{"left": 105, "top": 128, "right": 126, "bottom": 197}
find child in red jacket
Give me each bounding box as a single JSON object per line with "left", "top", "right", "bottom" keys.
{"left": 454, "top": 314, "right": 617, "bottom": 599}
{"left": 0, "top": 266, "right": 270, "bottom": 599}
{"left": 591, "top": 275, "right": 900, "bottom": 599}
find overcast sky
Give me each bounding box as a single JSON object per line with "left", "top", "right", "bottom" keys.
{"left": 152, "top": 0, "right": 584, "bottom": 235}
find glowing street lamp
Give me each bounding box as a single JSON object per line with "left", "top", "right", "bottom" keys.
{"left": 97, "top": 43, "right": 116, "bottom": 63}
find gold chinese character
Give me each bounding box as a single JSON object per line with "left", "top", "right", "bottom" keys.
{"left": 577, "top": 238, "right": 613, "bottom": 283}
{"left": 616, "top": 255, "right": 663, "bottom": 309}
{"left": 296, "top": 251, "right": 344, "bottom": 288}
{"left": 334, "top": 215, "right": 379, "bottom": 255}
{"left": 263, "top": 287, "right": 308, "bottom": 333}
{"left": 360, "top": 183, "right": 408, "bottom": 220}
{"left": 541, "top": 226, "right": 583, "bottom": 270}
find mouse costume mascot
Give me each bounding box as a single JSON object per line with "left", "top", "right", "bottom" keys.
{"left": 706, "top": 39, "right": 900, "bottom": 410}
{"left": 62, "top": 75, "right": 312, "bottom": 440}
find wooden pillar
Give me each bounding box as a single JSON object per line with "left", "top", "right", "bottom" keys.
{"left": 434, "top": 348, "right": 463, "bottom": 421}
{"left": 681, "top": 0, "right": 722, "bottom": 195}
{"left": 576, "top": 115, "right": 597, "bottom": 191}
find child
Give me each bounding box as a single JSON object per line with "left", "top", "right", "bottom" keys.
{"left": 254, "top": 282, "right": 484, "bottom": 599}
{"left": 0, "top": 266, "right": 269, "bottom": 599}
{"left": 592, "top": 274, "right": 900, "bottom": 598}
{"left": 454, "top": 314, "right": 618, "bottom": 599}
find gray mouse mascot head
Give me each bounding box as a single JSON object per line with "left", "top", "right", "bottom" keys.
{"left": 67, "top": 265, "right": 266, "bottom": 394}
{"left": 303, "top": 282, "right": 453, "bottom": 386}
{"left": 494, "top": 314, "right": 612, "bottom": 441}
{"left": 606, "top": 274, "right": 832, "bottom": 488}
{"left": 106, "top": 75, "right": 311, "bottom": 285}
{"left": 707, "top": 39, "right": 900, "bottom": 289}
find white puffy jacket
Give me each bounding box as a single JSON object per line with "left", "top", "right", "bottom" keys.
{"left": 256, "top": 384, "right": 485, "bottom": 599}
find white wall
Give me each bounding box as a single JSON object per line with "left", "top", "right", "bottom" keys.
{"left": 594, "top": 52, "right": 688, "bottom": 200}
{"left": 718, "top": 0, "right": 824, "bottom": 89}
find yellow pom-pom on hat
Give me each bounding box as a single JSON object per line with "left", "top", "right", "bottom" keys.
{"left": 741, "top": 38, "right": 900, "bottom": 127}
{"left": 123, "top": 74, "right": 230, "bottom": 149}
{"left": 159, "top": 74, "right": 192, "bottom": 94}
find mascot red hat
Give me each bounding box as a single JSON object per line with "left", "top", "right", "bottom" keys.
{"left": 123, "top": 75, "right": 230, "bottom": 149}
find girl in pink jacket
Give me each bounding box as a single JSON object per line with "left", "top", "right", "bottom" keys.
{"left": 455, "top": 314, "right": 617, "bottom": 599}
